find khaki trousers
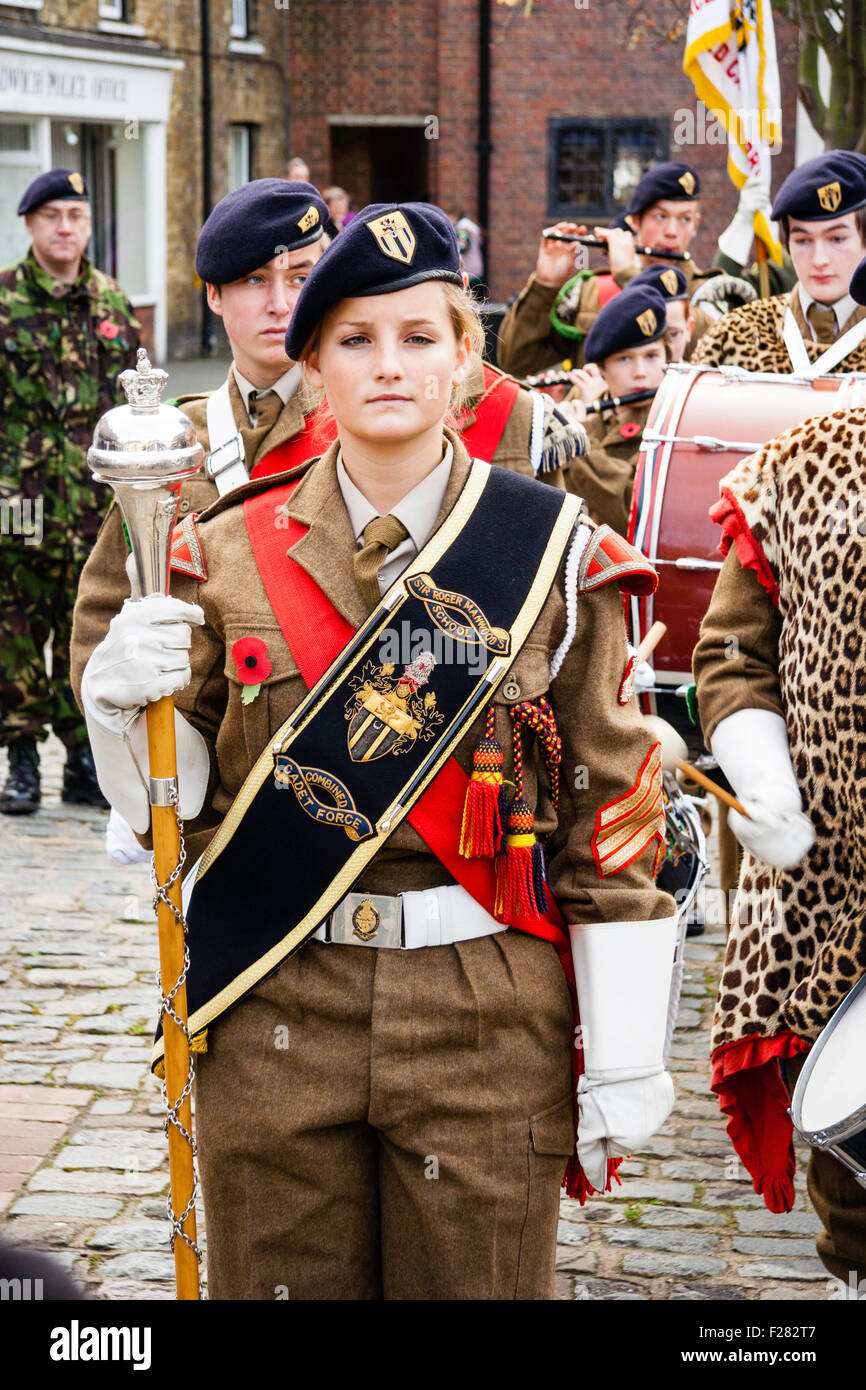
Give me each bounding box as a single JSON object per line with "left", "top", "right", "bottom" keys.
{"left": 784, "top": 1054, "right": 866, "bottom": 1285}
{"left": 195, "top": 929, "right": 574, "bottom": 1300}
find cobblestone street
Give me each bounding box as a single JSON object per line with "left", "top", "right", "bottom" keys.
{"left": 0, "top": 738, "right": 829, "bottom": 1302}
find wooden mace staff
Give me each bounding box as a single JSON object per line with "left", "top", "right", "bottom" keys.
{"left": 88, "top": 349, "right": 205, "bottom": 1300}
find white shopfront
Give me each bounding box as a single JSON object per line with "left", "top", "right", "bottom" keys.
{"left": 0, "top": 36, "right": 182, "bottom": 360}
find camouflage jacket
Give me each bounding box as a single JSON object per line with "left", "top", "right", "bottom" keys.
{"left": 0, "top": 249, "right": 140, "bottom": 547}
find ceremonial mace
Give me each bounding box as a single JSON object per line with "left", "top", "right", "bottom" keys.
{"left": 88, "top": 349, "right": 205, "bottom": 1300}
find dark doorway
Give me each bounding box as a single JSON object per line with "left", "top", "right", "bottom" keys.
{"left": 330, "top": 125, "right": 429, "bottom": 211}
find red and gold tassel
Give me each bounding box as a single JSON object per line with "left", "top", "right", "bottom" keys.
{"left": 494, "top": 715, "right": 549, "bottom": 919}
{"left": 459, "top": 706, "right": 506, "bottom": 858}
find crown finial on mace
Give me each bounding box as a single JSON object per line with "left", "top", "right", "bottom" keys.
{"left": 118, "top": 347, "right": 170, "bottom": 410}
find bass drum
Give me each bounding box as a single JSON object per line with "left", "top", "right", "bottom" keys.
{"left": 791, "top": 973, "right": 866, "bottom": 1189}
{"left": 627, "top": 363, "right": 866, "bottom": 754}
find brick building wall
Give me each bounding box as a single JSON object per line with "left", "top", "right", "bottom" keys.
{"left": 0, "top": 0, "right": 291, "bottom": 357}
{"left": 286, "top": 0, "right": 800, "bottom": 304}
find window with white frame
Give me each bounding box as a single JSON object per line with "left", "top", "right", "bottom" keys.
{"left": 99, "top": 0, "right": 130, "bottom": 19}
{"left": 229, "top": 126, "right": 253, "bottom": 192}
{"left": 0, "top": 119, "right": 45, "bottom": 266}
{"left": 231, "top": 0, "right": 250, "bottom": 38}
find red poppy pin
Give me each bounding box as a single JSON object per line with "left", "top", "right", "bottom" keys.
{"left": 98, "top": 319, "right": 121, "bottom": 340}
{"left": 232, "top": 637, "right": 272, "bottom": 705}
{"left": 619, "top": 422, "right": 641, "bottom": 439}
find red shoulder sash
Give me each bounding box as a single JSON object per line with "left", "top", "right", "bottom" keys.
{"left": 458, "top": 366, "right": 521, "bottom": 461}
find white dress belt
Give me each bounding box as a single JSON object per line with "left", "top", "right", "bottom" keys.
{"left": 314, "top": 884, "right": 508, "bottom": 949}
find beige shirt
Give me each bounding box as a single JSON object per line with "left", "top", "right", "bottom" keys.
{"left": 796, "top": 283, "right": 858, "bottom": 338}
{"left": 232, "top": 363, "right": 301, "bottom": 422}
{"left": 337, "top": 442, "right": 453, "bottom": 595}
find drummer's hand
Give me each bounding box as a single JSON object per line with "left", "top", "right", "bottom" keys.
{"left": 536, "top": 222, "right": 587, "bottom": 287}
{"left": 593, "top": 225, "right": 639, "bottom": 276}
{"left": 727, "top": 789, "right": 816, "bottom": 871}
{"left": 567, "top": 363, "right": 607, "bottom": 405}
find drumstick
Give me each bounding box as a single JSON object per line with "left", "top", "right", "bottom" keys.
{"left": 642, "top": 713, "right": 748, "bottom": 817}
{"left": 636, "top": 621, "right": 667, "bottom": 664}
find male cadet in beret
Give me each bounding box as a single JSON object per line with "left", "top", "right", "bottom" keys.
{"left": 689, "top": 250, "right": 866, "bottom": 1279}
{"left": 0, "top": 168, "right": 140, "bottom": 815}
{"left": 693, "top": 150, "right": 866, "bottom": 374}
{"left": 558, "top": 284, "right": 669, "bottom": 536}
{"left": 498, "top": 162, "right": 718, "bottom": 379}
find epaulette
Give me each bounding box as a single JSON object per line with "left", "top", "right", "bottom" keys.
{"left": 577, "top": 525, "right": 657, "bottom": 596}
{"left": 170, "top": 513, "right": 207, "bottom": 581}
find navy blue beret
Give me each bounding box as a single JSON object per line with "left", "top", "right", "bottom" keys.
{"left": 285, "top": 202, "right": 463, "bottom": 360}
{"left": 624, "top": 163, "right": 700, "bottom": 218}
{"left": 850, "top": 255, "right": 866, "bottom": 306}
{"left": 627, "top": 264, "right": 688, "bottom": 301}
{"left": 771, "top": 150, "right": 866, "bottom": 223}
{"left": 18, "top": 168, "right": 88, "bottom": 215}
{"left": 195, "top": 179, "right": 334, "bottom": 284}
{"left": 583, "top": 286, "right": 668, "bottom": 364}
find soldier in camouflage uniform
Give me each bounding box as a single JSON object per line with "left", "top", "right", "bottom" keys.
{"left": 0, "top": 167, "right": 140, "bottom": 813}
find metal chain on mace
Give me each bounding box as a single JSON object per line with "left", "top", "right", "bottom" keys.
{"left": 89, "top": 349, "right": 205, "bottom": 1300}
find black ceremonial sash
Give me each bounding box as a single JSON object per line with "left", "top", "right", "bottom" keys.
{"left": 152, "top": 461, "right": 579, "bottom": 1070}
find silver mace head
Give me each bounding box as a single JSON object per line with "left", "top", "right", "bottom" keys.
{"left": 87, "top": 347, "right": 204, "bottom": 597}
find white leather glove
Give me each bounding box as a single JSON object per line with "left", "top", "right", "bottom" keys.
{"left": 105, "top": 807, "right": 152, "bottom": 865}
{"left": 82, "top": 594, "right": 205, "bottom": 734}
{"left": 577, "top": 1072, "right": 675, "bottom": 1190}
{"left": 717, "top": 176, "right": 775, "bottom": 266}
{"left": 570, "top": 915, "right": 678, "bottom": 1188}
{"left": 80, "top": 596, "right": 210, "bottom": 833}
{"left": 711, "top": 709, "right": 815, "bottom": 869}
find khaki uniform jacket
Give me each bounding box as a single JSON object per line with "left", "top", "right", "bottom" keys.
{"left": 562, "top": 402, "right": 650, "bottom": 536}
{"left": 498, "top": 261, "right": 718, "bottom": 379}
{"left": 690, "top": 283, "right": 866, "bottom": 374}
{"left": 71, "top": 432, "right": 674, "bottom": 927}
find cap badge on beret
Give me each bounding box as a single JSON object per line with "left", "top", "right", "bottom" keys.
{"left": 661, "top": 268, "right": 679, "bottom": 295}
{"left": 68, "top": 171, "right": 85, "bottom": 195}
{"left": 297, "top": 205, "right": 320, "bottom": 234}
{"left": 367, "top": 210, "right": 417, "bottom": 265}
{"left": 678, "top": 170, "right": 696, "bottom": 196}
{"left": 817, "top": 181, "right": 842, "bottom": 214}
{"left": 636, "top": 308, "right": 658, "bottom": 337}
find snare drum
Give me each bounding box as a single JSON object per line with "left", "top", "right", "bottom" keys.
{"left": 791, "top": 974, "right": 866, "bottom": 1190}
{"left": 627, "top": 363, "right": 866, "bottom": 750}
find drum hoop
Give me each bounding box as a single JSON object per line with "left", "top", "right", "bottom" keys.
{"left": 790, "top": 973, "right": 866, "bottom": 1144}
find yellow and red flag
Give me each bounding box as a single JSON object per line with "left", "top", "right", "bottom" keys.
{"left": 684, "top": 0, "right": 784, "bottom": 263}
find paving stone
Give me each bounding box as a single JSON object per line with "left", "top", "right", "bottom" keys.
{"left": 605, "top": 1227, "right": 719, "bottom": 1254}
{"left": 96, "top": 1279, "right": 175, "bottom": 1301}
{"left": 633, "top": 1138, "right": 677, "bottom": 1158}
{"left": 87, "top": 1220, "right": 170, "bottom": 1251}
{"left": 733, "top": 1236, "right": 818, "bottom": 1258}
{"left": 702, "top": 1188, "right": 768, "bottom": 1208}
{"left": 570, "top": 1277, "right": 649, "bottom": 1301}
{"left": 0, "top": 1029, "right": 59, "bottom": 1044}
{"left": 638, "top": 1206, "right": 724, "bottom": 1229}
{"left": 101, "top": 1046, "right": 151, "bottom": 1064}
{"left": 679, "top": 981, "right": 710, "bottom": 998}
{"left": 739, "top": 1260, "right": 828, "bottom": 1281}
{"left": 677, "top": 1099, "right": 722, "bottom": 1119}
{"left": 25, "top": 968, "right": 137, "bottom": 988}
{"left": 668, "top": 1040, "right": 709, "bottom": 1060}
{"left": 609, "top": 1180, "right": 695, "bottom": 1204}
{"left": 0, "top": 1064, "right": 51, "bottom": 1083}
{"left": 554, "top": 1248, "right": 598, "bottom": 1274}
{"left": 93, "top": 1251, "right": 176, "bottom": 1281}
{"left": 659, "top": 1160, "right": 725, "bottom": 1181}
{"left": 54, "top": 1145, "right": 163, "bottom": 1172}
{"left": 10, "top": 1194, "right": 123, "bottom": 1219}
{"left": 90, "top": 1100, "right": 134, "bottom": 1116}
{"left": 735, "top": 1210, "right": 823, "bottom": 1235}
{"left": 683, "top": 944, "right": 718, "bottom": 962}
{"left": 0, "top": 991, "right": 65, "bottom": 1006}
{"left": 622, "top": 1252, "right": 727, "bottom": 1278}
{"left": 5, "top": 1048, "right": 93, "bottom": 1064}
{"left": 758, "top": 1285, "right": 827, "bottom": 1301}
{"left": 674, "top": 1009, "right": 703, "bottom": 1030}
{"left": 66, "top": 1063, "right": 146, "bottom": 1090}
{"left": 69, "top": 1129, "right": 165, "bottom": 1149}
{"left": 675, "top": 1075, "right": 716, "bottom": 1096}
{"left": 669, "top": 1283, "right": 749, "bottom": 1301}
{"left": 28, "top": 1170, "right": 167, "bottom": 1195}
{"left": 69, "top": 1016, "right": 130, "bottom": 1035}
{"left": 556, "top": 1219, "right": 589, "bottom": 1246}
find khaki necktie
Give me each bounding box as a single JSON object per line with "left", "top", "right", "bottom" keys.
{"left": 240, "top": 389, "right": 283, "bottom": 464}
{"left": 353, "top": 514, "right": 410, "bottom": 611}
{"left": 807, "top": 303, "right": 837, "bottom": 346}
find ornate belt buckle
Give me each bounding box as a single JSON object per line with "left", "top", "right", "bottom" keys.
{"left": 329, "top": 892, "right": 402, "bottom": 948}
